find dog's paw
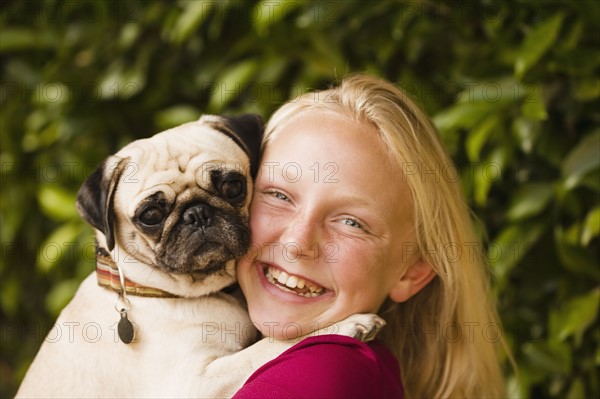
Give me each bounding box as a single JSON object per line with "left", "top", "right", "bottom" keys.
{"left": 326, "top": 313, "right": 386, "bottom": 342}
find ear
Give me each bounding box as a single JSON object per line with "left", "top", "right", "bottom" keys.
{"left": 202, "top": 114, "right": 265, "bottom": 178}
{"left": 76, "top": 156, "right": 129, "bottom": 251}
{"left": 388, "top": 260, "right": 436, "bottom": 303}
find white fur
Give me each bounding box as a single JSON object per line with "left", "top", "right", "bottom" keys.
{"left": 17, "top": 274, "right": 255, "bottom": 398}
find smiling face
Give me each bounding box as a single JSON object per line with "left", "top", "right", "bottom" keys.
{"left": 237, "top": 109, "right": 423, "bottom": 340}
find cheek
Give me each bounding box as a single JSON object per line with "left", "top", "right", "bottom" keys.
{"left": 334, "top": 243, "right": 380, "bottom": 282}
{"left": 236, "top": 256, "right": 252, "bottom": 283}
{"left": 336, "top": 243, "right": 396, "bottom": 295}
{"left": 249, "top": 210, "right": 268, "bottom": 245}
{"left": 249, "top": 202, "right": 283, "bottom": 243}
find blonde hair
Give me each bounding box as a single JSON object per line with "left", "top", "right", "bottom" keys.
{"left": 263, "top": 74, "right": 508, "bottom": 398}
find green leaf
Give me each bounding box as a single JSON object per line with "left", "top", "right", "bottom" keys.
{"left": 578, "top": 169, "right": 600, "bottom": 192}
{"left": 46, "top": 279, "right": 81, "bottom": 317}
{"left": 515, "top": 13, "right": 565, "bottom": 79}
{"left": 489, "top": 221, "right": 546, "bottom": 284}
{"left": 560, "top": 20, "right": 583, "bottom": 51}
{"left": 169, "top": 1, "right": 214, "bottom": 44}
{"left": 522, "top": 340, "right": 571, "bottom": 375}
{"left": 466, "top": 114, "right": 500, "bottom": 162}
{"left": 562, "top": 130, "right": 600, "bottom": 190}
{"left": 0, "top": 276, "right": 20, "bottom": 317}
{"left": 512, "top": 117, "right": 541, "bottom": 154}
{"left": 472, "top": 162, "right": 494, "bottom": 207}
{"left": 37, "top": 185, "right": 78, "bottom": 221}
{"left": 573, "top": 77, "right": 600, "bottom": 101}
{"left": 433, "top": 101, "right": 499, "bottom": 132}
{"left": 155, "top": 105, "right": 201, "bottom": 130}
{"left": 472, "top": 147, "right": 507, "bottom": 207}
{"left": 549, "top": 288, "right": 600, "bottom": 346}
{"left": 556, "top": 227, "right": 600, "bottom": 279}
{"left": 33, "top": 82, "right": 69, "bottom": 105}
{"left": 521, "top": 86, "right": 548, "bottom": 121}
{"left": 566, "top": 378, "right": 586, "bottom": 399}
{"left": 98, "top": 61, "right": 145, "bottom": 100}
{"left": 581, "top": 206, "right": 600, "bottom": 246}
{"left": 253, "top": 0, "right": 305, "bottom": 34}
{"left": 208, "top": 60, "right": 257, "bottom": 112}
{"left": 37, "top": 222, "right": 80, "bottom": 273}
{"left": 0, "top": 28, "right": 57, "bottom": 52}
{"left": 456, "top": 78, "right": 527, "bottom": 104}
{"left": 507, "top": 183, "right": 554, "bottom": 221}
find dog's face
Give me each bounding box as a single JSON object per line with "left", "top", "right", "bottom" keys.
{"left": 76, "top": 114, "right": 263, "bottom": 282}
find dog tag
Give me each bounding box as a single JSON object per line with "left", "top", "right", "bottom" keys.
{"left": 118, "top": 309, "right": 135, "bottom": 344}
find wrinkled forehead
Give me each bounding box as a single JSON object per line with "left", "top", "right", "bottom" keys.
{"left": 119, "top": 122, "right": 248, "bottom": 172}
{"left": 114, "top": 122, "right": 251, "bottom": 201}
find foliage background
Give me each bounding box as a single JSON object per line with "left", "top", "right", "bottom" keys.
{"left": 1, "top": 0, "right": 598, "bottom": 397}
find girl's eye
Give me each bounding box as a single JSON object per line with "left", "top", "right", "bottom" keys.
{"left": 267, "top": 190, "right": 290, "bottom": 202}
{"left": 342, "top": 217, "right": 363, "bottom": 230}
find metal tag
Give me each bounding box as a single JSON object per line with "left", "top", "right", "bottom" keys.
{"left": 118, "top": 309, "right": 135, "bottom": 344}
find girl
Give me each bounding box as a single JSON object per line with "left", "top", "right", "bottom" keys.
{"left": 235, "top": 74, "right": 507, "bottom": 398}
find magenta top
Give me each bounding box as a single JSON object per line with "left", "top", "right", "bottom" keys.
{"left": 233, "top": 335, "right": 404, "bottom": 399}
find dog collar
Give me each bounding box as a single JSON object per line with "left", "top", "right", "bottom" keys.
{"left": 95, "top": 247, "right": 179, "bottom": 299}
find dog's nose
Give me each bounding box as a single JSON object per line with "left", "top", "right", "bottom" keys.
{"left": 183, "top": 204, "right": 213, "bottom": 230}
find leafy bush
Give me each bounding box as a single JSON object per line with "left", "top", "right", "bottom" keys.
{"left": 1, "top": 1, "right": 598, "bottom": 397}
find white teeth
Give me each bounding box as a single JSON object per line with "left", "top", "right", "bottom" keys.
{"left": 308, "top": 284, "right": 323, "bottom": 294}
{"left": 286, "top": 276, "right": 298, "bottom": 288}
{"left": 264, "top": 266, "right": 325, "bottom": 297}
{"left": 277, "top": 271, "right": 289, "bottom": 284}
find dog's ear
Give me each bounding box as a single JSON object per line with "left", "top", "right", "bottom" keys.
{"left": 203, "top": 114, "right": 265, "bottom": 178}
{"left": 76, "top": 156, "right": 129, "bottom": 251}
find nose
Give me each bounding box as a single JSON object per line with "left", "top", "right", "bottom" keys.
{"left": 183, "top": 203, "right": 214, "bottom": 230}
{"left": 280, "top": 213, "right": 321, "bottom": 261}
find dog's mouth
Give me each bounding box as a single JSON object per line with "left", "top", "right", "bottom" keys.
{"left": 157, "top": 241, "right": 234, "bottom": 275}
{"left": 194, "top": 258, "right": 228, "bottom": 274}
{"left": 193, "top": 241, "right": 223, "bottom": 255}
{"left": 157, "top": 216, "right": 250, "bottom": 276}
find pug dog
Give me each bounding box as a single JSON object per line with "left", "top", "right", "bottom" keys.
{"left": 17, "top": 114, "right": 384, "bottom": 398}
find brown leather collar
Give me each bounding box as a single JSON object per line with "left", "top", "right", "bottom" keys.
{"left": 95, "top": 247, "right": 179, "bottom": 299}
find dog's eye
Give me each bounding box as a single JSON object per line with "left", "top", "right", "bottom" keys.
{"left": 139, "top": 206, "right": 165, "bottom": 226}
{"left": 210, "top": 170, "right": 247, "bottom": 205}
{"left": 220, "top": 178, "right": 245, "bottom": 201}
